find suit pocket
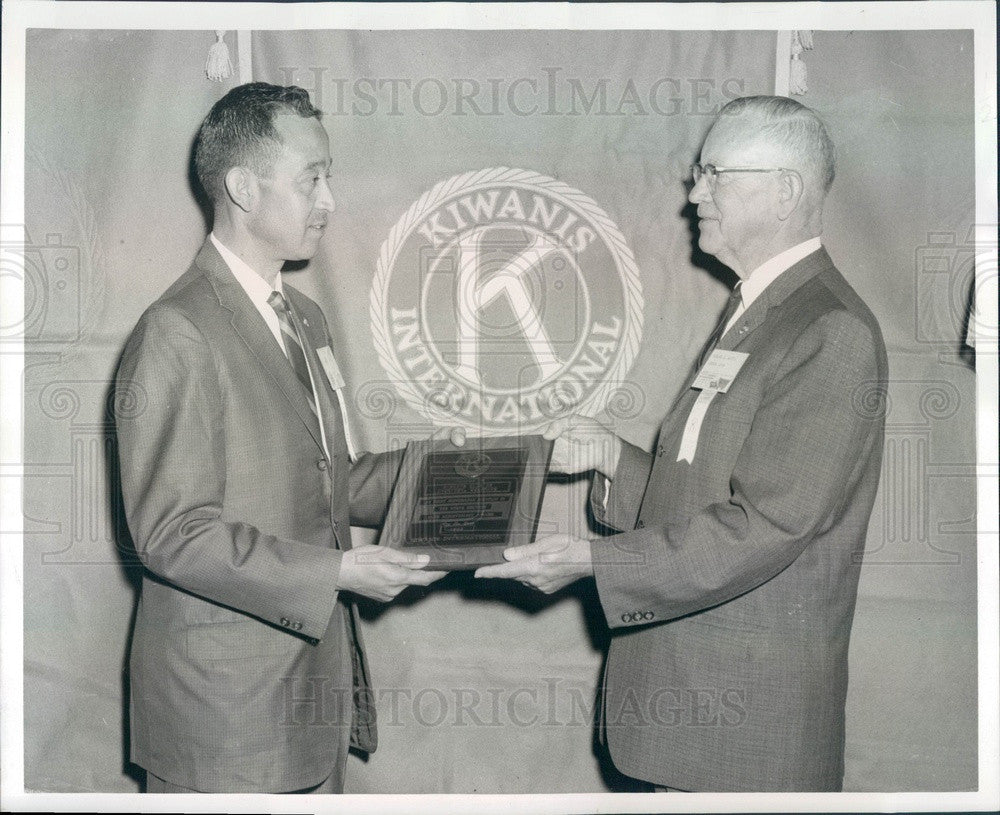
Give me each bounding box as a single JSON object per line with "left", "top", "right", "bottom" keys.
{"left": 186, "top": 619, "right": 302, "bottom": 661}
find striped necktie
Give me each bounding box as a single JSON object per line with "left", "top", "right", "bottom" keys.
{"left": 696, "top": 282, "right": 743, "bottom": 371}
{"left": 267, "top": 291, "right": 317, "bottom": 414}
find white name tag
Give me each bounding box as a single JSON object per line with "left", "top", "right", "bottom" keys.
{"left": 691, "top": 349, "right": 749, "bottom": 393}
{"left": 677, "top": 390, "right": 716, "bottom": 463}
{"left": 316, "top": 346, "right": 346, "bottom": 390}
{"left": 316, "top": 345, "right": 357, "bottom": 462}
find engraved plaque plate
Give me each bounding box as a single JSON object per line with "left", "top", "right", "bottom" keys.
{"left": 380, "top": 435, "right": 553, "bottom": 570}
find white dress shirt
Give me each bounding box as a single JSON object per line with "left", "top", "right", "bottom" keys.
{"left": 723, "top": 237, "right": 822, "bottom": 335}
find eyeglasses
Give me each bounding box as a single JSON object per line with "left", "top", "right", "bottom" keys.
{"left": 690, "top": 163, "right": 793, "bottom": 189}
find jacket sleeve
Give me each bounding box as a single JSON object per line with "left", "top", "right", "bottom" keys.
{"left": 116, "top": 305, "right": 342, "bottom": 641}
{"left": 591, "top": 309, "right": 883, "bottom": 629}
{"left": 348, "top": 447, "right": 405, "bottom": 528}
{"left": 588, "top": 440, "right": 654, "bottom": 532}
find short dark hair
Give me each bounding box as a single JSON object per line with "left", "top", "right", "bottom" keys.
{"left": 718, "top": 95, "right": 836, "bottom": 192}
{"left": 193, "top": 82, "right": 322, "bottom": 202}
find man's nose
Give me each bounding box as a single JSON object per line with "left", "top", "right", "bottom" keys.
{"left": 316, "top": 176, "right": 336, "bottom": 213}
{"left": 688, "top": 173, "right": 711, "bottom": 205}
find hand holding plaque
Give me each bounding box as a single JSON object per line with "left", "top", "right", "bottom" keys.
{"left": 379, "top": 435, "right": 553, "bottom": 570}
{"left": 542, "top": 413, "right": 622, "bottom": 478}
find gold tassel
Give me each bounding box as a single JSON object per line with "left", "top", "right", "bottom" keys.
{"left": 789, "top": 30, "right": 814, "bottom": 95}
{"left": 205, "top": 31, "right": 232, "bottom": 82}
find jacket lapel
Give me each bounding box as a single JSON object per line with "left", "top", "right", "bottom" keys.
{"left": 666, "top": 247, "right": 833, "bottom": 417}
{"left": 717, "top": 247, "right": 833, "bottom": 353}
{"left": 284, "top": 287, "right": 349, "bottom": 467}
{"left": 193, "top": 240, "right": 325, "bottom": 454}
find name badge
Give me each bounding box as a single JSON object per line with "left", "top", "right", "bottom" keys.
{"left": 691, "top": 349, "right": 749, "bottom": 393}
{"left": 316, "top": 346, "right": 346, "bottom": 391}
{"left": 316, "top": 345, "right": 358, "bottom": 462}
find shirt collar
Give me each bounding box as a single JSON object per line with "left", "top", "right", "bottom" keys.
{"left": 209, "top": 232, "right": 284, "bottom": 304}
{"left": 740, "top": 237, "right": 822, "bottom": 311}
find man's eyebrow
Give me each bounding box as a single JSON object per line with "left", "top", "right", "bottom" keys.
{"left": 302, "top": 159, "right": 331, "bottom": 172}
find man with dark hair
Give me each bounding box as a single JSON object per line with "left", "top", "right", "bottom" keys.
{"left": 193, "top": 83, "right": 321, "bottom": 193}
{"left": 478, "top": 96, "right": 887, "bottom": 791}
{"left": 116, "top": 82, "right": 445, "bottom": 794}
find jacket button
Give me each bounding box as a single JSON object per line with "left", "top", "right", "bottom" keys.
{"left": 621, "top": 613, "right": 631, "bottom": 623}
{"left": 657, "top": 444, "right": 665, "bottom": 457}
{"left": 643, "top": 611, "right": 654, "bottom": 621}
{"left": 292, "top": 621, "right": 303, "bottom": 631}
{"left": 317, "top": 459, "right": 328, "bottom": 471}
{"left": 636, "top": 520, "right": 645, "bottom": 529}
{"left": 280, "top": 617, "right": 290, "bottom": 627}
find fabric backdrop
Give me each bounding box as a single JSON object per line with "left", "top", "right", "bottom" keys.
{"left": 21, "top": 28, "right": 976, "bottom": 793}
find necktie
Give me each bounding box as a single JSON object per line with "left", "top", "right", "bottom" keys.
{"left": 267, "top": 291, "right": 317, "bottom": 414}
{"left": 695, "top": 282, "right": 743, "bottom": 371}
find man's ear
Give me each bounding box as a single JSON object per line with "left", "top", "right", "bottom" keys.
{"left": 223, "top": 166, "right": 255, "bottom": 213}
{"left": 775, "top": 170, "right": 804, "bottom": 220}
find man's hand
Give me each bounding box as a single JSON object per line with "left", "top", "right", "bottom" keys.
{"left": 337, "top": 544, "right": 446, "bottom": 602}
{"left": 543, "top": 414, "right": 622, "bottom": 478}
{"left": 474, "top": 534, "right": 594, "bottom": 594}
{"left": 430, "top": 425, "right": 468, "bottom": 447}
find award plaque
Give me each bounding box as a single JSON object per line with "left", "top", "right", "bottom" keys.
{"left": 380, "top": 435, "right": 554, "bottom": 570}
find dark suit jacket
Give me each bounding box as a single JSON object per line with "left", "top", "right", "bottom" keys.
{"left": 590, "top": 248, "right": 887, "bottom": 791}
{"left": 116, "top": 240, "right": 403, "bottom": 792}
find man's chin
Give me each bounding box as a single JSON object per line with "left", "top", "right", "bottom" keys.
{"left": 286, "top": 240, "right": 322, "bottom": 264}
{"left": 696, "top": 231, "right": 720, "bottom": 258}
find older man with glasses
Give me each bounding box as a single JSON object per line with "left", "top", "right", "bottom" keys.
{"left": 477, "top": 95, "right": 887, "bottom": 792}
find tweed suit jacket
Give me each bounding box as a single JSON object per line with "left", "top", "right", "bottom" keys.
{"left": 589, "top": 248, "right": 887, "bottom": 791}
{"left": 116, "top": 239, "right": 403, "bottom": 792}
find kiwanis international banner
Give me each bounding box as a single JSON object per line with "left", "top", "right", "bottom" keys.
{"left": 251, "top": 29, "right": 775, "bottom": 792}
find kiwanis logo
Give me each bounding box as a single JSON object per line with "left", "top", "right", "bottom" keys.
{"left": 371, "top": 168, "right": 643, "bottom": 432}
{"left": 454, "top": 452, "right": 492, "bottom": 479}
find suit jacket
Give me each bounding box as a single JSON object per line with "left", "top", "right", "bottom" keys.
{"left": 116, "top": 239, "right": 403, "bottom": 792}
{"left": 589, "top": 248, "right": 887, "bottom": 791}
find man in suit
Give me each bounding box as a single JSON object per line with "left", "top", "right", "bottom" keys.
{"left": 477, "top": 96, "right": 887, "bottom": 791}
{"left": 116, "top": 83, "right": 445, "bottom": 794}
